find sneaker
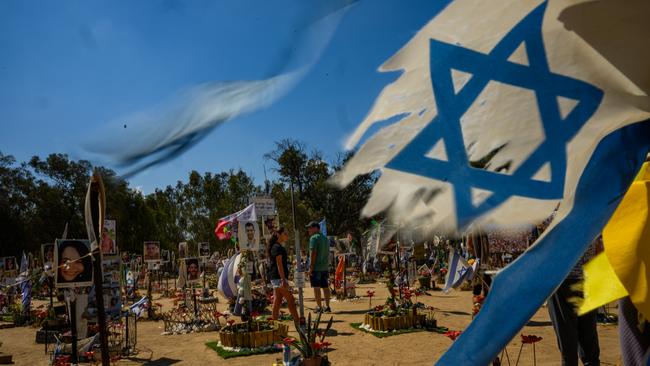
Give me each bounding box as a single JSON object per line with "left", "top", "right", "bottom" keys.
{"left": 324, "top": 306, "right": 331, "bottom": 313}
{"left": 314, "top": 306, "right": 323, "bottom": 313}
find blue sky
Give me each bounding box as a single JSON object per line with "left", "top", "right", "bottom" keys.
{"left": 0, "top": 0, "right": 450, "bottom": 193}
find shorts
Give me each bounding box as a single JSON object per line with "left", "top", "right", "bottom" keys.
{"left": 310, "top": 271, "right": 329, "bottom": 288}
{"left": 270, "top": 279, "right": 288, "bottom": 289}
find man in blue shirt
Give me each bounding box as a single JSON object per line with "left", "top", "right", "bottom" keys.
{"left": 306, "top": 221, "right": 331, "bottom": 313}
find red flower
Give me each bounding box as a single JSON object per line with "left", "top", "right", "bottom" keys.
{"left": 366, "top": 290, "right": 375, "bottom": 297}
{"left": 227, "top": 319, "right": 235, "bottom": 326}
{"left": 214, "top": 311, "right": 223, "bottom": 318}
{"left": 250, "top": 311, "right": 260, "bottom": 319}
{"left": 521, "top": 334, "right": 543, "bottom": 344}
{"left": 444, "top": 330, "right": 462, "bottom": 341}
{"left": 311, "top": 342, "right": 324, "bottom": 350}
{"left": 321, "top": 341, "right": 332, "bottom": 348}
{"left": 283, "top": 337, "right": 296, "bottom": 345}
{"left": 374, "top": 305, "right": 384, "bottom": 312}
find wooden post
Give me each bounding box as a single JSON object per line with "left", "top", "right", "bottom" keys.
{"left": 86, "top": 173, "right": 110, "bottom": 366}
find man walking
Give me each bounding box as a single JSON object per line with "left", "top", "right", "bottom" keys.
{"left": 307, "top": 221, "right": 331, "bottom": 313}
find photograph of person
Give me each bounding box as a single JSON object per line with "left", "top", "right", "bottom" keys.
{"left": 178, "top": 242, "right": 188, "bottom": 259}
{"left": 4, "top": 257, "right": 16, "bottom": 272}
{"left": 161, "top": 249, "right": 170, "bottom": 263}
{"left": 55, "top": 239, "right": 93, "bottom": 288}
{"left": 198, "top": 242, "right": 210, "bottom": 257}
{"left": 263, "top": 215, "right": 279, "bottom": 236}
{"left": 143, "top": 241, "right": 161, "bottom": 262}
{"left": 101, "top": 224, "right": 116, "bottom": 255}
{"left": 238, "top": 221, "right": 260, "bottom": 251}
{"left": 121, "top": 251, "right": 130, "bottom": 264}
{"left": 42, "top": 243, "right": 55, "bottom": 266}
{"left": 185, "top": 258, "right": 200, "bottom": 283}
{"left": 136, "top": 256, "right": 142, "bottom": 265}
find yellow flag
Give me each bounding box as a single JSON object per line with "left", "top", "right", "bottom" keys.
{"left": 580, "top": 162, "right": 650, "bottom": 317}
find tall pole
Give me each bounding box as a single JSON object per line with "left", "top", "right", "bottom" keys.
{"left": 68, "top": 292, "right": 78, "bottom": 364}
{"left": 290, "top": 180, "right": 304, "bottom": 319}
{"left": 86, "top": 173, "right": 110, "bottom": 366}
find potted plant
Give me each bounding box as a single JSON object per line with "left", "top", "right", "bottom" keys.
{"left": 285, "top": 312, "right": 333, "bottom": 366}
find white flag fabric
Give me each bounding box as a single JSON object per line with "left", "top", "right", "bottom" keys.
{"left": 334, "top": 0, "right": 650, "bottom": 233}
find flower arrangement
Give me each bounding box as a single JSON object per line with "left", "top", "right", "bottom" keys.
{"left": 361, "top": 268, "right": 432, "bottom": 332}
{"left": 285, "top": 311, "right": 334, "bottom": 364}
{"left": 366, "top": 290, "right": 375, "bottom": 309}
{"left": 521, "top": 334, "right": 542, "bottom": 344}
{"left": 218, "top": 315, "right": 289, "bottom": 349}
{"left": 444, "top": 330, "right": 462, "bottom": 341}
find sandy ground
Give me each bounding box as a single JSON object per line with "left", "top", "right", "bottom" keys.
{"left": 1, "top": 282, "right": 621, "bottom": 366}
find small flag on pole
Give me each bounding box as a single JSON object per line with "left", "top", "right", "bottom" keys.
{"left": 443, "top": 250, "right": 477, "bottom": 292}
{"left": 19, "top": 251, "right": 31, "bottom": 317}
{"left": 320, "top": 218, "right": 327, "bottom": 237}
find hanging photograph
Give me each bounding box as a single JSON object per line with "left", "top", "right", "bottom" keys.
{"left": 185, "top": 257, "right": 200, "bottom": 284}
{"left": 55, "top": 239, "right": 93, "bottom": 288}
{"left": 238, "top": 220, "right": 260, "bottom": 251}
{"left": 178, "top": 242, "right": 188, "bottom": 259}
{"left": 101, "top": 219, "right": 117, "bottom": 255}
{"left": 161, "top": 249, "right": 170, "bottom": 263}
{"left": 42, "top": 243, "right": 55, "bottom": 267}
{"left": 143, "top": 241, "right": 161, "bottom": 262}
{"left": 262, "top": 215, "right": 280, "bottom": 237}
{"left": 121, "top": 251, "right": 130, "bottom": 265}
{"left": 3, "top": 256, "right": 17, "bottom": 275}
{"left": 198, "top": 242, "right": 210, "bottom": 257}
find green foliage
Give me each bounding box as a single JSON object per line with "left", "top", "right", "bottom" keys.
{"left": 2, "top": 139, "right": 376, "bottom": 259}
{"left": 265, "top": 142, "right": 377, "bottom": 251}
{"left": 0, "top": 153, "right": 258, "bottom": 257}
{"left": 349, "top": 322, "right": 449, "bottom": 338}
{"left": 291, "top": 311, "right": 334, "bottom": 359}
{"left": 205, "top": 341, "right": 281, "bottom": 359}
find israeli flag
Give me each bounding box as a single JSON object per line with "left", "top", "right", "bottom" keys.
{"left": 129, "top": 296, "right": 148, "bottom": 319}
{"left": 319, "top": 218, "right": 327, "bottom": 237}
{"left": 443, "top": 250, "right": 476, "bottom": 292}
{"left": 334, "top": 0, "right": 650, "bottom": 364}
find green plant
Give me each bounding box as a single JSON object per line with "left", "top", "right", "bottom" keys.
{"left": 285, "top": 312, "right": 333, "bottom": 359}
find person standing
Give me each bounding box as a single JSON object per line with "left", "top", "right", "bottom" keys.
{"left": 547, "top": 239, "right": 600, "bottom": 366}
{"left": 307, "top": 221, "right": 331, "bottom": 313}
{"left": 267, "top": 227, "right": 300, "bottom": 323}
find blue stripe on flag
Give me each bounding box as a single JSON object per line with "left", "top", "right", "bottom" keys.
{"left": 437, "top": 120, "right": 650, "bottom": 365}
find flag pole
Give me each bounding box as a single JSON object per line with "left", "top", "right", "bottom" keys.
{"left": 290, "top": 180, "right": 304, "bottom": 319}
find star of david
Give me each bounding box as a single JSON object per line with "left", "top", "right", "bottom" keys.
{"left": 386, "top": 2, "right": 603, "bottom": 228}
{"left": 457, "top": 267, "right": 467, "bottom": 277}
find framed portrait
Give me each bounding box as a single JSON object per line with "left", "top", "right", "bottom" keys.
{"left": 198, "top": 242, "right": 210, "bottom": 258}
{"left": 42, "top": 243, "right": 55, "bottom": 267}
{"left": 54, "top": 239, "right": 93, "bottom": 288}
{"left": 237, "top": 221, "right": 260, "bottom": 251}
{"left": 101, "top": 219, "right": 117, "bottom": 255}
{"left": 161, "top": 249, "right": 170, "bottom": 263}
{"left": 178, "top": 242, "right": 188, "bottom": 259}
{"left": 143, "top": 241, "right": 161, "bottom": 262}
{"left": 185, "top": 257, "right": 200, "bottom": 284}
{"left": 4, "top": 256, "right": 17, "bottom": 273}
{"left": 121, "top": 251, "right": 130, "bottom": 265}
{"left": 262, "top": 215, "right": 280, "bottom": 237}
